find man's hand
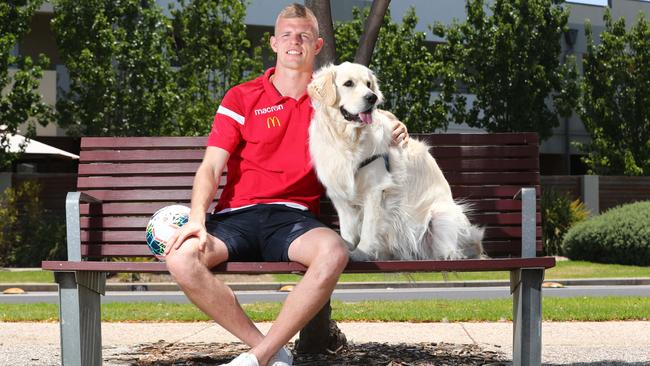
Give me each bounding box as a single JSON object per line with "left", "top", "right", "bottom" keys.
{"left": 378, "top": 109, "right": 409, "bottom": 147}
{"left": 164, "top": 220, "right": 208, "bottom": 255}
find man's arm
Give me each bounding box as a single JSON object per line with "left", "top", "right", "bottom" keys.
{"left": 165, "top": 146, "right": 230, "bottom": 254}
{"left": 378, "top": 109, "right": 409, "bottom": 146}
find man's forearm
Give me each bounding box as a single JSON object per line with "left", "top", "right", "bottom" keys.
{"left": 189, "top": 165, "right": 221, "bottom": 222}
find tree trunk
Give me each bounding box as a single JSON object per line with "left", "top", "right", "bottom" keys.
{"left": 354, "top": 0, "right": 391, "bottom": 66}
{"left": 295, "top": 300, "right": 347, "bottom": 354}
{"left": 305, "top": 0, "right": 337, "bottom": 68}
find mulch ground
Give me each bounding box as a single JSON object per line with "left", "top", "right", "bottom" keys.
{"left": 106, "top": 341, "right": 508, "bottom": 365}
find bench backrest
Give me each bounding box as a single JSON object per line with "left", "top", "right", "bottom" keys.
{"left": 75, "top": 133, "right": 540, "bottom": 260}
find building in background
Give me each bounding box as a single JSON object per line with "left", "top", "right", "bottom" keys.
{"left": 11, "top": 0, "right": 650, "bottom": 175}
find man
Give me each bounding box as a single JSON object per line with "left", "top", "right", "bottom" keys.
{"left": 164, "top": 4, "right": 408, "bottom": 366}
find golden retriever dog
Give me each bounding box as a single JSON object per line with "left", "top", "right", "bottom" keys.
{"left": 308, "top": 62, "right": 484, "bottom": 261}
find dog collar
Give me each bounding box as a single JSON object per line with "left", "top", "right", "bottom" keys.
{"left": 357, "top": 154, "right": 390, "bottom": 175}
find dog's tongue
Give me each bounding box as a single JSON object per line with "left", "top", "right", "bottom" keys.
{"left": 359, "top": 111, "right": 373, "bottom": 124}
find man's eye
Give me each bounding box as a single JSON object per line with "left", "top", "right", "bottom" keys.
{"left": 344, "top": 80, "right": 354, "bottom": 87}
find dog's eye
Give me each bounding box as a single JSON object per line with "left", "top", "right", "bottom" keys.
{"left": 366, "top": 81, "right": 371, "bottom": 88}
{"left": 343, "top": 80, "right": 354, "bottom": 87}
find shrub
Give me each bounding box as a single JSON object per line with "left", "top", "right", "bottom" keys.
{"left": 562, "top": 201, "right": 650, "bottom": 266}
{"left": 541, "top": 188, "right": 589, "bottom": 256}
{"left": 0, "top": 181, "right": 66, "bottom": 267}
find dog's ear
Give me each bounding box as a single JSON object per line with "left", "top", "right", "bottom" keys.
{"left": 308, "top": 65, "right": 337, "bottom": 106}
{"left": 369, "top": 69, "right": 384, "bottom": 105}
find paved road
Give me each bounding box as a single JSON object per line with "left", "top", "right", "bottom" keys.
{"left": 3, "top": 284, "right": 650, "bottom": 304}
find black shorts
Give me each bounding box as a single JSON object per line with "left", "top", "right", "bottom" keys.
{"left": 205, "top": 204, "right": 326, "bottom": 262}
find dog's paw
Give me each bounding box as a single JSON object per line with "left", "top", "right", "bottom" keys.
{"left": 343, "top": 239, "right": 358, "bottom": 251}
{"left": 349, "top": 248, "right": 371, "bottom": 262}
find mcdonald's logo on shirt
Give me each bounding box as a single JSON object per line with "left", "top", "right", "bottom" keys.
{"left": 267, "top": 116, "right": 281, "bottom": 128}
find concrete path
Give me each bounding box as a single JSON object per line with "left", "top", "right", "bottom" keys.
{"left": 1, "top": 321, "right": 649, "bottom": 365}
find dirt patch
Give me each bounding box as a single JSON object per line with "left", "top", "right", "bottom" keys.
{"left": 107, "top": 341, "right": 507, "bottom": 365}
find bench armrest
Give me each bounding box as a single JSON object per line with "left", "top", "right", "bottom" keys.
{"left": 514, "top": 187, "right": 536, "bottom": 258}
{"left": 66, "top": 192, "right": 102, "bottom": 261}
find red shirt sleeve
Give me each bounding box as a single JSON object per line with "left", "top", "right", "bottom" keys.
{"left": 207, "top": 89, "right": 244, "bottom": 153}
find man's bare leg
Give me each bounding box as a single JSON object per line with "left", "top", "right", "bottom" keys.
{"left": 249, "top": 227, "right": 349, "bottom": 366}
{"left": 165, "top": 235, "right": 265, "bottom": 347}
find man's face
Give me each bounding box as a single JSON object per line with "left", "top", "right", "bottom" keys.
{"left": 271, "top": 17, "right": 323, "bottom": 72}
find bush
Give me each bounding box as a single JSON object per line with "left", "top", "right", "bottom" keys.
{"left": 541, "top": 188, "right": 589, "bottom": 256}
{"left": 562, "top": 201, "right": 650, "bottom": 266}
{"left": 0, "top": 181, "right": 66, "bottom": 267}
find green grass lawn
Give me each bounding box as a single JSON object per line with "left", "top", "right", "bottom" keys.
{"left": 1, "top": 296, "right": 648, "bottom": 322}
{"left": 0, "top": 270, "right": 53, "bottom": 283}
{"left": 2, "top": 260, "right": 650, "bottom": 283}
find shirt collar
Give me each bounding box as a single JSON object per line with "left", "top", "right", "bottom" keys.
{"left": 262, "top": 67, "right": 311, "bottom": 104}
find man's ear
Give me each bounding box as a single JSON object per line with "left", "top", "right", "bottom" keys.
{"left": 308, "top": 65, "right": 337, "bottom": 106}
{"left": 270, "top": 35, "right": 278, "bottom": 53}
{"left": 314, "top": 37, "right": 324, "bottom": 55}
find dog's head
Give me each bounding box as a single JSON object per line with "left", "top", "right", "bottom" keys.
{"left": 308, "top": 62, "right": 384, "bottom": 125}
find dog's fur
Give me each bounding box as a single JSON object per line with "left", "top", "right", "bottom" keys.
{"left": 308, "top": 62, "right": 484, "bottom": 261}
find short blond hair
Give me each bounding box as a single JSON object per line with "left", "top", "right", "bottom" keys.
{"left": 275, "top": 3, "right": 319, "bottom": 36}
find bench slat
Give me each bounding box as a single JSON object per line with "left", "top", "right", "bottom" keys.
{"left": 78, "top": 146, "right": 537, "bottom": 163}
{"left": 78, "top": 159, "right": 538, "bottom": 176}
{"left": 81, "top": 136, "right": 208, "bottom": 149}
{"left": 437, "top": 158, "right": 539, "bottom": 171}
{"left": 431, "top": 145, "right": 538, "bottom": 158}
{"left": 78, "top": 227, "right": 541, "bottom": 243}
{"left": 42, "top": 256, "right": 554, "bottom": 274}
{"left": 418, "top": 132, "right": 538, "bottom": 146}
{"left": 80, "top": 149, "right": 204, "bottom": 162}
{"left": 78, "top": 212, "right": 541, "bottom": 230}
{"left": 78, "top": 162, "right": 202, "bottom": 175}
{"left": 77, "top": 240, "right": 540, "bottom": 258}
{"left": 74, "top": 189, "right": 202, "bottom": 201}
{"left": 76, "top": 186, "right": 537, "bottom": 202}
{"left": 78, "top": 133, "right": 537, "bottom": 150}
{"left": 77, "top": 199, "right": 528, "bottom": 216}
{"left": 76, "top": 173, "right": 538, "bottom": 189}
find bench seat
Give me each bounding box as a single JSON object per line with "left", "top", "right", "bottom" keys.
{"left": 43, "top": 257, "right": 555, "bottom": 274}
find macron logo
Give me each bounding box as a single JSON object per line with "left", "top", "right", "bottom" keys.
{"left": 254, "top": 104, "right": 284, "bottom": 116}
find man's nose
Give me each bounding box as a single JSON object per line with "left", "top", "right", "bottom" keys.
{"left": 290, "top": 34, "right": 302, "bottom": 44}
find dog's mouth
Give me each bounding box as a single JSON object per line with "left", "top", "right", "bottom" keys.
{"left": 340, "top": 106, "right": 374, "bottom": 125}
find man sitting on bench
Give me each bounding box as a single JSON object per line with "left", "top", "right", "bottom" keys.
{"left": 163, "top": 4, "right": 408, "bottom": 366}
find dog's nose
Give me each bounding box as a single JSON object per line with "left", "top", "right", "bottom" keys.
{"left": 365, "top": 93, "right": 378, "bottom": 105}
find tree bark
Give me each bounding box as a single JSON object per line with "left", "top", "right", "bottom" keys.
{"left": 295, "top": 300, "right": 347, "bottom": 354}
{"left": 354, "top": 0, "right": 391, "bottom": 66}
{"left": 305, "top": 0, "right": 337, "bottom": 68}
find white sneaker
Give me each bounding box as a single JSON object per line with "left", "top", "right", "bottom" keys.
{"left": 268, "top": 346, "right": 293, "bottom": 366}
{"left": 220, "top": 352, "right": 259, "bottom": 366}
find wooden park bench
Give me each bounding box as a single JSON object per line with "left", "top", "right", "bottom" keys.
{"left": 42, "top": 133, "right": 555, "bottom": 366}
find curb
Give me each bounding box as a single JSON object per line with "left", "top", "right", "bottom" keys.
{"left": 3, "top": 278, "right": 650, "bottom": 293}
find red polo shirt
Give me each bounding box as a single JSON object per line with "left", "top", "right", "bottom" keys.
{"left": 207, "top": 68, "right": 323, "bottom": 215}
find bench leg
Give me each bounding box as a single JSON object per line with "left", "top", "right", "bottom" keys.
{"left": 510, "top": 268, "right": 544, "bottom": 366}
{"left": 295, "top": 300, "right": 347, "bottom": 354}
{"left": 54, "top": 271, "right": 106, "bottom": 366}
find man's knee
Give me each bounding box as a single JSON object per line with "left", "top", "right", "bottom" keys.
{"left": 313, "top": 236, "right": 349, "bottom": 279}
{"left": 327, "top": 239, "right": 349, "bottom": 271}
{"left": 165, "top": 238, "right": 204, "bottom": 282}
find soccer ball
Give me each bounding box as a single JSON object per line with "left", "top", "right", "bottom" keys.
{"left": 145, "top": 204, "right": 190, "bottom": 259}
